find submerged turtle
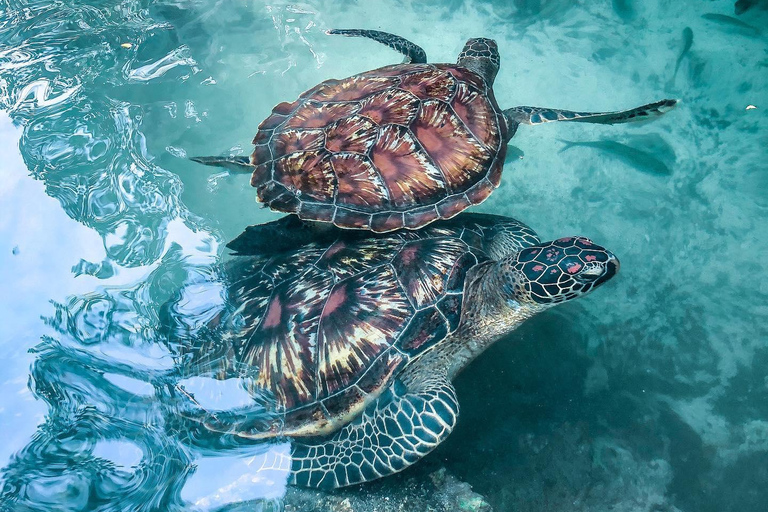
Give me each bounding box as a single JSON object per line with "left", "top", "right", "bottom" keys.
{"left": 193, "top": 29, "right": 677, "bottom": 232}
{"left": 167, "top": 213, "right": 619, "bottom": 488}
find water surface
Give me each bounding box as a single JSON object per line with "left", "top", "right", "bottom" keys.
{"left": 1, "top": 0, "right": 766, "bottom": 511}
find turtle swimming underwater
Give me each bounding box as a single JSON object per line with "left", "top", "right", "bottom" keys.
{"left": 192, "top": 29, "right": 677, "bottom": 232}
{"left": 166, "top": 213, "right": 619, "bottom": 488}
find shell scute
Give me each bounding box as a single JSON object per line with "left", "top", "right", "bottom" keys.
{"left": 324, "top": 115, "right": 378, "bottom": 154}
{"left": 397, "top": 307, "right": 448, "bottom": 355}
{"left": 251, "top": 142, "right": 272, "bottom": 165}
{"left": 359, "top": 63, "right": 431, "bottom": 78}
{"left": 354, "top": 351, "right": 407, "bottom": 394}
{"left": 266, "top": 190, "right": 302, "bottom": 214}
{"left": 315, "top": 237, "right": 398, "bottom": 280}
{"left": 245, "top": 269, "right": 332, "bottom": 409}
{"left": 357, "top": 88, "right": 420, "bottom": 126}
{"left": 250, "top": 163, "right": 271, "bottom": 186}
{"left": 258, "top": 112, "right": 289, "bottom": 132}
{"left": 404, "top": 206, "right": 440, "bottom": 229}
{"left": 398, "top": 68, "right": 456, "bottom": 102}
{"left": 331, "top": 154, "right": 389, "bottom": 211}
{"left": 435, "top": 194, "right": 472, "bottom": 219}
{"left": 465, "top": 178, "right": 496, "bottom": 205}
{"left": 451, "top": 81, "right": 499, "bottom": 148}
{"left": 412, "top": 100, "right": 493, "bottom": 193}
{"left": 446, "top": 252, "right": 479, "bottom": 293}
{"left": 333, "top": 208, "right": 372, "bottom": 230}
{"left": 275, "top": 151, "right": 336, "bottom": 202}
{"left": 321, "top": 385, "right": 366, "bottom": 419}
{"left": 434, "top": 64, "right": 486, "bottom": 91}
{"left": 436, "top": 293, "right": 463, "bottom": 331}
{"left": 392, "top": 237, "right": 469, "bottom": 309}
{"left": 316, "top": 267, "right": 413, "bottom": 398}
{"left": 285, "top": 101, "right": 359, "bottom": 129}
{"left": 297, "top": 201, "right": 335, "bottom": 223}
{"left": 370, "top": 124, "right": 446, "bottom": 208}
{"left": 273, "top": 129, "right": 325, "bottom": 156}
{"left": 307, "top": 75, "right": 400, "bottom": 102}
{"left": 370, "top": 211, "right": 405, "bottom": 233}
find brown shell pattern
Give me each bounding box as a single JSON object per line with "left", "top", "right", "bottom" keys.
{"left": 222, "top": 215, "right": 506, "bottom": 432}
{"left": 250, "top": 64, "right": 508, "bottom": 232}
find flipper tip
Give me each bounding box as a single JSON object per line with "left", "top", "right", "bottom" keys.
{"left": 661, "top": 99, "right": 680, "bottom": 111}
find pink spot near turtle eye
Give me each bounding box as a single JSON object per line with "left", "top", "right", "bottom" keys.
{"left": 567, "top": 263, "right": 582, "bottom": 274}
{"left": 532, "top": 264, "right": 544, "bottom": 272}
{"left": 585, "top": 255, "right": 597, "bottom": 262}
{"left": 581, "top": 239, "right": 593, "bottom": 245}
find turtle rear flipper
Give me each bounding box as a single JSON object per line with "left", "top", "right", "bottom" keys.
{"left": 328, "top": 29, "right": 428, "bottom": 64}
{"left": 505, "top": 98, "right": 678, "bottom": 128}
{"left": 190, "top": 155, "right": 252, "bottom": 172}
{"left": 290, "top": 374, "right": 458, "bottom": 489}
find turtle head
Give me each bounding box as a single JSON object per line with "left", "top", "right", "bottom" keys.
{"left": 457, "top": 38, "right": 500, "bottom": 86}
{"left": 498, "top": 237, "right": 619, "bottom": 309}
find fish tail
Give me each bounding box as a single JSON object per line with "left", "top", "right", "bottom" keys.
{"left": 556, "top": 139, "right": 579, "bottom": 153}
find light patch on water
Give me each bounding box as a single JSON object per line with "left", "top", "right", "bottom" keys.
{"left": 102, "top": 372, "right": 156, "bottom": 396}
{"left": 126, "top": 46, "right": 199, "bottom": 82}
{"left": 92, "top": 439, "right": 145, "bottom": 469}
{"left": 181, "top": 443, "right": 291, "bottom": 508}
{"left": 177, "top": 376, "right": 257, "bottom": 411}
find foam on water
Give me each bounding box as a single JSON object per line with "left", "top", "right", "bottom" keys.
{"left": 1, "top": 0, "right": 766, "bottom": 510}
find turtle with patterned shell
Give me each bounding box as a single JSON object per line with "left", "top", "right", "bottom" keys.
{"left": 193, "top": 29, "right": 677, "bottom": 232}
{"left": 169, "top": 213, "right": 619, "bottom": 488}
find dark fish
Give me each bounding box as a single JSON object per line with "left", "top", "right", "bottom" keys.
{"left": 672, "top": 27, "right": 694, "bottom": 83}
{"left": 702, "top": 13, "right": 761, "bottom": 34}
{"left": 558, "top": 134, "right": 675, "bottom": 176}
{"left": 735, "top": 0, "right": 768, "bottom": 15}
{"left": 612, "top": 0, "right": 636, "bottom": 21}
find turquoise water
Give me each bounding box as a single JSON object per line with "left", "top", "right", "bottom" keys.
{"left": 1, "top": 0, "right": 766, "bottom": 510}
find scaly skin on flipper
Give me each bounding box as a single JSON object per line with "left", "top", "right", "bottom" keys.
{"left": 290, "top": 373, "right": 458, "bottom": 488}
{"left": 328, "top": 29, "right": 428, "bottom": 64}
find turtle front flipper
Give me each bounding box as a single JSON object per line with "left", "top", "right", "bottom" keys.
{"left": 190, "top": 155, "right": 252, "bottom": 172}
{"left": 504, "top": 98, "right": 678, "bottom": 131}
{"left": 290, "top": 374, "right": 458, "bottom": 489}
{"left": 327, "top": 29, "right": 428, "bottom": 64}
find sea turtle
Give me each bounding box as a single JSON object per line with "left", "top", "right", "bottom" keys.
{"left": 166, "top": 213, "right": 619, "bottom": 488}
{"left": 192, "top": 29, "right": 677, "bottom": 232}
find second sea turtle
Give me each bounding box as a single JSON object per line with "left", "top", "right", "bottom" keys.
{"left": 166, "top": 213, "right": 619, "bottom": 488}
{"left": 193, "top": 30, "right": 677, "bottom": 232}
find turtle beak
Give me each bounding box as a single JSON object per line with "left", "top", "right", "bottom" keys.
{"left": 596, "top": 251, "right": 620, "bottom": 286}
